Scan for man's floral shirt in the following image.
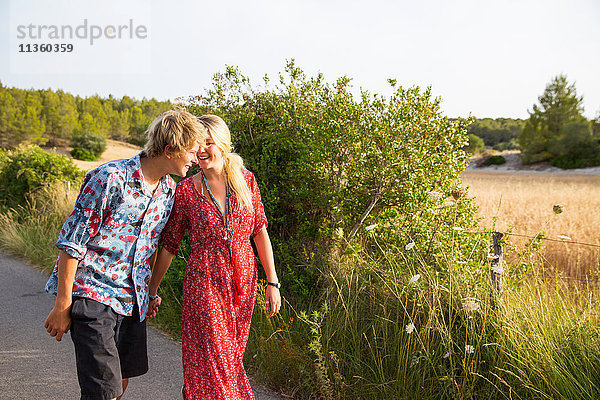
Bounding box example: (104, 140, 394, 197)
(45, 153, 176, 320)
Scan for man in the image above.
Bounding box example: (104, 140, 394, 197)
(44, 109, 207, 400)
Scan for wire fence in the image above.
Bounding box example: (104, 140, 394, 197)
(476, 230, 600, 285)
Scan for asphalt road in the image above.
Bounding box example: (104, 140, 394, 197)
(0, 253, 282, 400)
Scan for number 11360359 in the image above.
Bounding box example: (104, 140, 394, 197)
(18, 43, 73, 52)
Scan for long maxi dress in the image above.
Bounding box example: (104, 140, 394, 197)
(161, 169, 267, 400)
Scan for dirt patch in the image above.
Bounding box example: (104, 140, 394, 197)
(467, 150, 600, 175)
(46, 139, 142, 171)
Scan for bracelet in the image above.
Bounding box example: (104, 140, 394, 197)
(149, 294, 160, 300)
(267, 282, 281, 289)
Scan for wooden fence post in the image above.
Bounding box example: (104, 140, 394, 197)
(490, 232, 504, 305)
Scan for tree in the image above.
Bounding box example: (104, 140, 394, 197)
(519, 74, 586, 163)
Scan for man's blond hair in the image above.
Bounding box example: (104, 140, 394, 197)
(144, 110, 207, 158)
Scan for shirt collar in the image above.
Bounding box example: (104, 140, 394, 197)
(127, 152, 175, 197)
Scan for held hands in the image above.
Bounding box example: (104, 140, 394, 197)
(265, 285, 281, 317)
(44, 304, 72, 342)
(147, 295, 162, 319)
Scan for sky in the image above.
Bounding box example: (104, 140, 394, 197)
(1, 0, 599, 119)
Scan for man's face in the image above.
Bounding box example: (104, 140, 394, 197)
(171, 143, 200, 177)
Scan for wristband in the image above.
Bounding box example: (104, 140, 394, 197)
(267, 282, 281, 289)
(149, 294, 160, 300)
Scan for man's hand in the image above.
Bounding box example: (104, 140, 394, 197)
(147, 296, 162, 319)
(44, 304, 72, 341)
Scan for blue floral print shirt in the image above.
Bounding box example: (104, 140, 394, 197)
(45, 153, 176, 321)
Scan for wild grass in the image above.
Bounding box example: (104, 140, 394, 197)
(245, 239, 600, 399)
(462, 171, 600, 278)
(0, 183, 77, 270)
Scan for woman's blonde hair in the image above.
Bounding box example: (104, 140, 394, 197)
(144, 110, 207, 158)
(198, 115, 253, 209)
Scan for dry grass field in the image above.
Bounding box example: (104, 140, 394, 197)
(462, 171, 600, 278)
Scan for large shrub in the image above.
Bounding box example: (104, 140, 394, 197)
(0, 145, 83, 207)
(181, 61, 478, 302)
(70, 131, 107, 161)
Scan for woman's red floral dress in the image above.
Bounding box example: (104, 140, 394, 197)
(161, 169, 267, 400)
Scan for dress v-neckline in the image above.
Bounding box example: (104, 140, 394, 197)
(191, 175, 229, 215)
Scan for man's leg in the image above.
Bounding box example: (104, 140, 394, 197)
(70, 298, 124, 400)
(115, 305, 149, 398)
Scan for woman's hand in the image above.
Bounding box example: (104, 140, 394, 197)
(265, 285, 281, 317)
(147, 296, 162, 318)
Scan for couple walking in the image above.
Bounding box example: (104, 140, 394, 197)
(44, 110, 281, 400)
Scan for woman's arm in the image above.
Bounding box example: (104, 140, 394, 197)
(253, 226, 281, 317)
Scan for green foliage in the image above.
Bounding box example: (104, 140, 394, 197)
(483, 155, 506, 166)
(70, 147, 97, 161)
(464, 133, 485, 154)
(70, 131, 107, 159)
(184, 61, 473, 303)
(547, 121, 600, 168)
(0, 145, 83, 207)
(0, 81, 172, 149)
(468, 117, 524, 147)
(519, 74, 594, 165)
(492, 138, 520, 151)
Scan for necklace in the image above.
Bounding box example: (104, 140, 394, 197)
(201, 170, 231, 241)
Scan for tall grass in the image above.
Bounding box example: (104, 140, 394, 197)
(244, 236, 600, 399)
(462, 171, 600, 278)
(0, 184, 77, 271)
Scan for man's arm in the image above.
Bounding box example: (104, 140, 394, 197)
(44, 250, 78, 341)
(146, 247, 176, 318)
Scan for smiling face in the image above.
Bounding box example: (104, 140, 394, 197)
(170, 143, 200, 177)
(197, 134, 224, 172)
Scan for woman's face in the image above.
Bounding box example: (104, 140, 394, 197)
(198, 134, 224, 171)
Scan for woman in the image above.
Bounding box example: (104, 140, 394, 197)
(148, 115, 281, 400)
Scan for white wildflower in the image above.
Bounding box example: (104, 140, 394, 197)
(334, 227, 344, 238)
(409, 274, 421, 284)
(405, 322, 415, 334)
(365, 224, 378, 231)
(452, 226, 465, 231)
(557, 235, 572, 241)
(465, 345, 475, 354)
(462, 298, 480, 312)
(491, 264, 504, 274)
(443, 352, 450, 359)
(427, 191, 444, 201)
(405, 242, 416, 251)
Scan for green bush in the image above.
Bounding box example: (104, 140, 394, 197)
(483, 155, 506, 166)
(0, 145, 83, 208)
(464, 133, 485, 154)
(185, 61, 475, 303)
(70, 147, 98, 161)
(550, 154, 600, 169)
(493, 139, 520, 151)
(70, 131, 106, 159)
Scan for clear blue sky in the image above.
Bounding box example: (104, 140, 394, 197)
(1, 0, 598, 119)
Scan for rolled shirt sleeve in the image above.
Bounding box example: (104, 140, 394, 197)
(56, 168, 119, 259)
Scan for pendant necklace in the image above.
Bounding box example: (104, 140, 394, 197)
(201, 170, 231, 242)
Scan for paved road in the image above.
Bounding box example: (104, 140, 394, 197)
(0, 253, 282, 400)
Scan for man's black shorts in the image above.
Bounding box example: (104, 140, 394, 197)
(70, 297, 148, 400)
